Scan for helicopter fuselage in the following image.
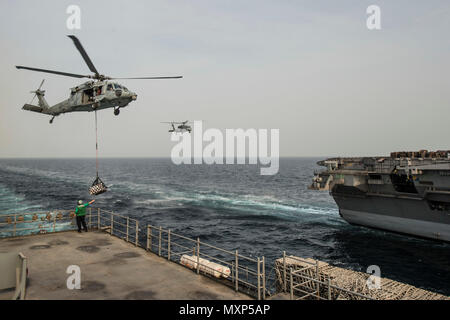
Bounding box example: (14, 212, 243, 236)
(45, 80, 137, 116)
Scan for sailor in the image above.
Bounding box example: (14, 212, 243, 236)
(75, 199, 95, 233)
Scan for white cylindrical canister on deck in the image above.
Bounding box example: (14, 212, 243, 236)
(180, 255, 230, 278)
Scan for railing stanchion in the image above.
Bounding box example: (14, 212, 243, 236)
(88, 208, 92, 229)
(231, 261, 234, 283)
(158, 226, 162, 256)
(283, 251, 287, 292)
(149, 226, 152, 252)
(146, 225, 150, 251)
(290, 268, 294, 300)
(257, 257, 261, 300)
(126, 217, 129, 242)
(262, 256, 266, 300)
(196, 238, 200, 275)
(168, 230, 171, 261)
(235, 250, 239, 292)
(110, 212, 113, 235)
(97, 208, 100, 230)
(135, 220, 138, 247)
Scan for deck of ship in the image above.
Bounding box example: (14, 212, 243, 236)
(0, 230, 251, 300)
(1, 208, 447, 300)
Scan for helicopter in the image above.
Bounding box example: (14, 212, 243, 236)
(162, 121, 192, 133)
(16, 35, 182, 124)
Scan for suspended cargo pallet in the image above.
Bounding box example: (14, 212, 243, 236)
(89, 176, 107, 196)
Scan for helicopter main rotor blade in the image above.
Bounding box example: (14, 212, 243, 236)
(16, 66, 89, 78)
(109, 76, 183, 80)
(67, 35, 100, 76)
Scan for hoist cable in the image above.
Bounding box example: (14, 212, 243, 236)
(95, 110, 99, 179)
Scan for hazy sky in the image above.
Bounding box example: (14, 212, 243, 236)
(0, 0, 449, 158)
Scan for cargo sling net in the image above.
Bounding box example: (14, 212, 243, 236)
(89, 111, 107, 195)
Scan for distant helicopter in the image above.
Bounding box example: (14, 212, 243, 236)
(162, 121, 192, 133)
(16, 35, 182, 124)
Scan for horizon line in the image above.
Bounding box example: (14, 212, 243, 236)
(0, 156, 327, 159)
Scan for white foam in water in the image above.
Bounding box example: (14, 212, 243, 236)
(0, 184, 42, 215)
(129, 180, 341, 223)
(0, 164, 90, 187)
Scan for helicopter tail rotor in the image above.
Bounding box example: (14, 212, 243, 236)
(29, 79, 45, 105)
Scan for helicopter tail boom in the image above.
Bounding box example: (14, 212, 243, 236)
(22, 104, 45, 113)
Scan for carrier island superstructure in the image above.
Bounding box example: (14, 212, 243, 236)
(310, 150, 450, 242)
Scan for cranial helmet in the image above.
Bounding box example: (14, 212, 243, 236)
(78, 200, 83, 205)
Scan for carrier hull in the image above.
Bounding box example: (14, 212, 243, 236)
(334, 195, 450, 241)
(311, 150, 450, 242)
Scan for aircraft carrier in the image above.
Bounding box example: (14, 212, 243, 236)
(310, 150, 450, 242)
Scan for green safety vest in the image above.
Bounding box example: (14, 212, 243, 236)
(75, 203, 89, 216)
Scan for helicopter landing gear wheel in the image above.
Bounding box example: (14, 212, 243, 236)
(114, 108, 120, 116)
(49, 116, 55, 124)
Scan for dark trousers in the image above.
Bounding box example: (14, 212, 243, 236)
(76, 215, 88, 231)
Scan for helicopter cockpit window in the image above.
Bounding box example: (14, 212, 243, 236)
(107, 84, 113, 91)
(122, 86, 128, 92)
(114, 84, 122, 90)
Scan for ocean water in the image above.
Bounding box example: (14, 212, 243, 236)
(0, 158, 449, 295)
